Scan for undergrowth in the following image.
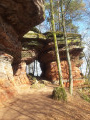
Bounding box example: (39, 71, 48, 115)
(31, 83, 45, 89)
(52, 87, 67, 101)
(78, 81, 90, 103)
(80, 93, 90, 102)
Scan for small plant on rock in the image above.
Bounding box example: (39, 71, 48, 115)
(52, 87, 67, 101)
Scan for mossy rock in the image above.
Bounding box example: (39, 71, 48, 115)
(52, 87, 67, 101)
(23, 32, 46, 39)
(84, 79, 90, 85)
(31, 27, 41, 33)
(45, 31, 81, 38)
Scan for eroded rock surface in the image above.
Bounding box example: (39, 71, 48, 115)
(13, 62, 30, 85)
(0, 52, 16, 103)
(0, 0, 44, 36)
(21, 31, 84, 87)
(45, 61, 84, 87)
(38, 32, 84, 86)
(0, 0, 44, 104)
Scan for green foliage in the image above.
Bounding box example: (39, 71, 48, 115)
(80, 93, 90, 102)
(27, 74, 37, 81)
(31, 27, 41, 33)
(79, 84, 90, 102)
(52, 87, 67, 101)
(45, 31, 81, 38)
(31, 83, 45, 89)
(45, 0, 85, 33)
(84, 79, 90, 85)
(45, 31, 81, 46)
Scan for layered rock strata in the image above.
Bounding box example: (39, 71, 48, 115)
(38, 32, 84, 86)
(21, 31, 84, 87)
(0, 0, 44, 103)
(0, 52, 16, 103)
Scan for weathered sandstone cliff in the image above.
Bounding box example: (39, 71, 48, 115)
(38, 32, 84, 86)
(21, 31, 84, 87)
(0, 0, 44, 103)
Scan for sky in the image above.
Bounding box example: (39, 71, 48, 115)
(75, 0, 90, 74)
(36, 0, 90, 75)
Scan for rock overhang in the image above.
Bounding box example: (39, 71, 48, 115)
(0, 0, 45, 36)
(21, 31, 84, 65)
(0, 0, 45, 63)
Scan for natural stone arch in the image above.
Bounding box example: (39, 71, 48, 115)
(22, 31, 84, 87)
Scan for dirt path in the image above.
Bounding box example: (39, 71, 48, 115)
(0, 85, 90, 120)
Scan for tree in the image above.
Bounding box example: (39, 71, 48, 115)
(65, 0, 85, 33)
(50, 0, 63, 86)
(57, 0, 61, 30)
(61, 0, 73, 95)
(45, 0, 85, 33)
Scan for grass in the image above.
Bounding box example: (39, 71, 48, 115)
(31, 83, 45, 89)
(78, 80, 90, 102)
(80, 93, 90, 102)
(84, 80, 90, 85)
(52, 87, 67, 101)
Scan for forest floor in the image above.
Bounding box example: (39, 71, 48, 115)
(0, 84, 90, 120)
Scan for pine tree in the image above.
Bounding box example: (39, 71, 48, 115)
(50, 0, 63, 86)
(61, 0, 73, 95)
(45, 0, 85, 33)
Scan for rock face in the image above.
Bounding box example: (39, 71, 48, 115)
(0, 52, 16, 103)
(38, 32, 84, 86)
(45, 61, 84, 86)
(0, 0, 44, 36)
(21, 31, 46, 65)
(21, 31, 84, 87)
(0, 0, 84, 104)
(13, 62, 30, 85)
(0, 0, 44, 104)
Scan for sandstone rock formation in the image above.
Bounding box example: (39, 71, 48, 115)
(0, 0, 44, 103)
(0, 0, 84, 105)
(38, 32, 84, 86)
(22, 31, 84, 87)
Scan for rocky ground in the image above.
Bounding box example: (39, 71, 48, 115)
(0, 84, 90, 120)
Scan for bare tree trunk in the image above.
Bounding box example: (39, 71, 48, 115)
(50, 0, 63, 87)
(28, 64, 30, 74)
(61, 0, 73, 95)
(57, 0, 61, 30)
(36, 60, 38, 77)
(33, 60, 35, 76)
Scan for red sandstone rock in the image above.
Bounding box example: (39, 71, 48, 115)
(14, 62, 30, 85)
(45, 61, 84, 86)
(0, 0, 44, 104)
(0, 52, 17, 103)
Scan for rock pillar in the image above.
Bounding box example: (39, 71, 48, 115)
(13, 62, 30, 85)
(0, 0, 44, 104)
(0, 16, 21, 103)
(0, 52, 14, 85)
(0, 52, 16, 103)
